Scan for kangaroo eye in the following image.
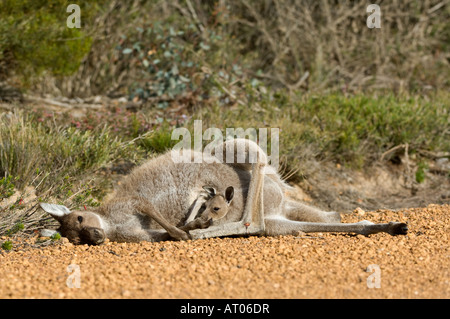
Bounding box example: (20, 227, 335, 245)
(213, 207, 220, 211)
(77, 216, 83, 223)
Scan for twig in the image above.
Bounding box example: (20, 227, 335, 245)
(380, 144, 407, 161)
(185, 0, 205, 33)
(404, 143, 412, 188)
(417, 149, 450, 159)
(291, 71, 310, 90)
(24, 95, 71, 108)
(212, 77, 246, 106)
(241, 0, 279, 56)
(427, 0, 449, 14)
(119, 130, 154, 148)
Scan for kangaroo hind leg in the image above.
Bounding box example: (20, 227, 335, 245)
(283, 200, 341, 223)
(264, 216, 408, 236)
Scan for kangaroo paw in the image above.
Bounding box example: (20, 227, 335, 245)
(387, 222, 408, 236)
(168, 227, 191, 241)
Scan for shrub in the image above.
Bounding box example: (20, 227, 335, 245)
(1, 240, 12, 251)
(0, 0, 106, 82)
(0, 176, 15, 199)
(118, 20, 234, 108)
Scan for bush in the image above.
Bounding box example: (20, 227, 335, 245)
(1, 240, 12, 251)
(0, 0, 106, 82)
(0, 176, 15, 200)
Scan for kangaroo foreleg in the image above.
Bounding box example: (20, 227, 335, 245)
(134, 199, 190, 241)
(180, 216, 212, 232)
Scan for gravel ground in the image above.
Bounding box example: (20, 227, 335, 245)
(0, 204, 448, 299)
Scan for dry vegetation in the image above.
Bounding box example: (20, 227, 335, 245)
(18, 0, 448, 97)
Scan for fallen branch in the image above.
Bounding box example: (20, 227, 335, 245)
(417, 149, 450, 159)
(25, 95, 72, 108)
(380, 144, 408, 161)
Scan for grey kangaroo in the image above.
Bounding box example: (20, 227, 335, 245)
(40, 138, 408, 244)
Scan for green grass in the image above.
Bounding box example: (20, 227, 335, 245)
(1, 240, 12, 250)
(138, 122, 178, 154)
(0, 176, 15, 199)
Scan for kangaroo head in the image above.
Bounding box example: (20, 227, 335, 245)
(40, 203, 106, 245)
(201, 186, 234, 221)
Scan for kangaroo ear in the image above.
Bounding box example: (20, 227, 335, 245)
(225, 186, 234, 204)
(202, 186, 216, 197)
(40, 203, 71, 220)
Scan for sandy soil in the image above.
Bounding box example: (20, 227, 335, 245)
(0, 204, 448, 299)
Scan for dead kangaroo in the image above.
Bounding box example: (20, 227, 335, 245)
(40, 138, 408, 244)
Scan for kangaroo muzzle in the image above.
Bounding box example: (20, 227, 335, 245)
(80, 227, 106, 245)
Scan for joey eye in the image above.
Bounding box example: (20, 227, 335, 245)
(213, 207, 220, 211)
(77, 216, 83, 223)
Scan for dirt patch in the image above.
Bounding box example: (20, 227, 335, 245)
(0, 204, 448, 299)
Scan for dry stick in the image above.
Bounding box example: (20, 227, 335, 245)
(427, 0, 449, 14)
(380, 143, 414, 188)
(24, 96, 72, 108)
(291, 72, 310, 91)
(321, 0, 342, 66)
(241, 0, 278, 57)
(118, 130, 154, 148)
(403, 143, 413, 188)
(185, 0, 205, 33)
(417, 149, 450, 159)
(380, 144, 407, 161)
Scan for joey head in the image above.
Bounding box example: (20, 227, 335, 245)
(181, 186, 234, 232)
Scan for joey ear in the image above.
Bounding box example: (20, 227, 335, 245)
(202, 186, 216, 197)
(225, 186, 234, 204)
(40, 203, 71, 220)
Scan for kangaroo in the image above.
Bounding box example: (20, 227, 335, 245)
(179, 186, 234, 232)
(40, 138, 408, 244)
